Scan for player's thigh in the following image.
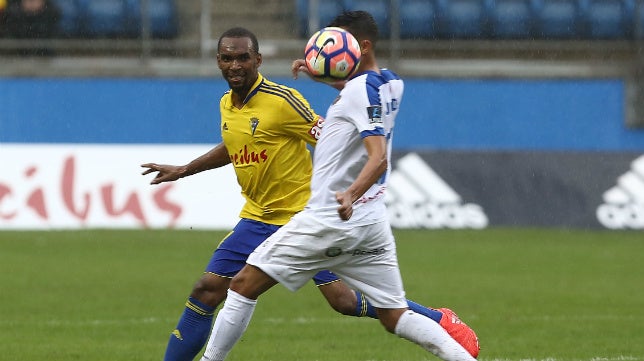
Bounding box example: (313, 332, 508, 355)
(248, 214, 330, 291)
(332, 222, 407, 309)
(205, 218, 279, 278)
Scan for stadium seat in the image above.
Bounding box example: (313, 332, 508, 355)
(435, 0, 489, 39)
(319, 0, 346, 28)
(345, 0, 390, 37)
(51, 0, 82, 37)
(295, 0, 308, 36)
(296, 0, 345, 36)
(637, 1, 644, 39)
(400, 0, 438, 39)
(125, 0, 179, 38)
(488, 0, 534, 38)
(532, 0, 583, 39)
(580, 0, 634, 39)
(77, 0, 129, 37)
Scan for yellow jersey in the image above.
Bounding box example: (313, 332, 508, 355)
(219, 73, 324, 225)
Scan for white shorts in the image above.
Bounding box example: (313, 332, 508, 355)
(247, 211, 408, 309)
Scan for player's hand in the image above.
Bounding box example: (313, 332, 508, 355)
(291, 58, 309, 79)
(291, 59, 347, 90)
(292, 58, 346, 90)
(141, 163, 184, 184)
(335, 191, 354, 221)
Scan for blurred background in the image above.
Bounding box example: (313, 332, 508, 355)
(0, 0, 643, 80)
(1, 0, 644, 230)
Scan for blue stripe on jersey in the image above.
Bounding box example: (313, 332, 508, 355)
(243, 78, 263, 104)
(366, 73, 383, 107)
(380, 68, 401, 82)
(359, 69, 401, 107)
(258, 83, 317, 123)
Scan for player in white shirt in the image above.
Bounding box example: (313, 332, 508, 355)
(199, 11, 477, 361)
(305, 67, 401, 225)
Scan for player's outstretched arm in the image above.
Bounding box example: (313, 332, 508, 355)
(291, 58, 346, 90)
(141, 143, 231, 185)
(140, 163, 185, 184)
(335, 135, 387, 220)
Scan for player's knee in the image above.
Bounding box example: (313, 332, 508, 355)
(376, 309, 406, 334)
(319, 284, 357, 316)
(190, 274, 229, 307)
(327, 293, 356, 316)
(228, 265, 276, 299)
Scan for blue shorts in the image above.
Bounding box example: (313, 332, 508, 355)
(205, 218, 340, 286)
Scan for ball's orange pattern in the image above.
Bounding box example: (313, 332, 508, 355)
(304, 27, 361, 80)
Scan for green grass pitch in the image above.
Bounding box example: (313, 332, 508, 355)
(0, 228, 642, 361)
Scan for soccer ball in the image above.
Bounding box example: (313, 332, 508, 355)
(304, 27, 361, 81)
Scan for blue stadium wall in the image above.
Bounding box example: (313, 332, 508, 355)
(2, 77, 644, 229)
(2, 77, 642, 150)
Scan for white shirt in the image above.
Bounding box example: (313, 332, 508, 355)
(306, 69, 404, 226)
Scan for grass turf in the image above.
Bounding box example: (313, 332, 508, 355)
(0, 228, 642, 361)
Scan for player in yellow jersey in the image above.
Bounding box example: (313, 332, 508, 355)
(142, 27, 478, 361)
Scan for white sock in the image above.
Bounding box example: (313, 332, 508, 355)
(200, 289, 257, 361)
(394, 310, 475, 361)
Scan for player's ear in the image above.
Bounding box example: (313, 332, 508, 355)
(360, 40, 371, 55)
(256, 52, 263, 66)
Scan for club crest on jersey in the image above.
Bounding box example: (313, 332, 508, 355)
(249, 117, 259, 136)
(367, 106, 383, 124)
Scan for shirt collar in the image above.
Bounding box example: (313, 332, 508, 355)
(225, 73, 265, 108)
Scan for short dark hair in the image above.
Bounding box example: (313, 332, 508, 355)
(217, 27, 259, 54)
(328, 10, 379, 46)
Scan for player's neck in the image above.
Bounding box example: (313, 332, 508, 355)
(231, 93, 245, 108)
(230, 88, 251, 108)
(357, 55, 379, 74)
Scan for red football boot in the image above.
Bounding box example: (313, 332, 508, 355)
(438, 308, 480, 358)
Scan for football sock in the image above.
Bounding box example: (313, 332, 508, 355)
(356, 292, 443, 323)
(163, 296, 215, 361)
(200, 289, 256, 361)
(395, 310, 475, 361)
(406, 299, 444, 323)
(354, 291, 377, 317)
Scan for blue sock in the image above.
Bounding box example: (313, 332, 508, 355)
(406, 299, 443, 323)
(163, 296, 215, 361)
(354, 291, 377, 318)
(355, 292, 443, 323)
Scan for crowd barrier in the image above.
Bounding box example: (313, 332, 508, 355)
(2, 145, 642, 230)
(388, 151, 644, 229)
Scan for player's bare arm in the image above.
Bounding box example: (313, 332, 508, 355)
(141, 142, 231, 185)
(291, 58, 346, 90)
(335, 135, 387, 220)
